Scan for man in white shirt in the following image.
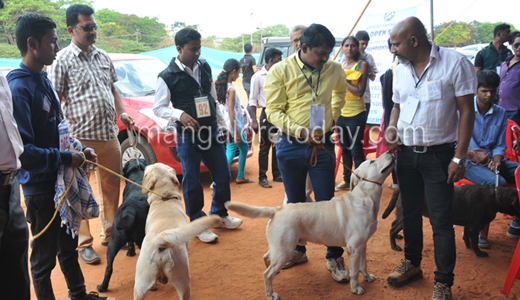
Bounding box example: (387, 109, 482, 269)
(250, 48, 283, 188)
(0, 3, 29, 297)
(385, 17, 476, 300)
(153, 28, 242, 243)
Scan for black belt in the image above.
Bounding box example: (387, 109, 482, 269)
(406, 142, 456, 153)
(0, 171, 14, 187)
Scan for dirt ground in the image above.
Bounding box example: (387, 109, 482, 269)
(21, 79, 520, 299)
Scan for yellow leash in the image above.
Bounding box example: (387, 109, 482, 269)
(32, 153, 165, 240)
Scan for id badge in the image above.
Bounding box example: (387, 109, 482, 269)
(401, 94, 420, 124)
(309, 104, 325, 130)
(194, 96, 211, 118)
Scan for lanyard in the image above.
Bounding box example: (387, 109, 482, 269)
(178, 57, 203, 96)
(295, 56, 321, 102)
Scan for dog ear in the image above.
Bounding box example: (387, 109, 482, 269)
(142, 166, 156, 194)
(350, 173, 359, 191)
(168, 168, 180, 186)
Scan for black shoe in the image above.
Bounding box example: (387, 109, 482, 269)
(85, 291, 116, 300)
(273, 176, 283, 182)
(80, 247, 101, 265)
(258, 178, 272, 188)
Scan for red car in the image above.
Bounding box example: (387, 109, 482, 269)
(110, 53, 253, 175)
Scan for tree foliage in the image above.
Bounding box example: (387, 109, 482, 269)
(220, 24, 289, 52)
(434, 20, 517, 47)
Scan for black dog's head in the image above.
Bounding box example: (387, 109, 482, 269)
(123, 159, 149, 178)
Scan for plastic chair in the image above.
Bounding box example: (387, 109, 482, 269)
(505, 120, 520, 163)
(501, 167, 520, 296)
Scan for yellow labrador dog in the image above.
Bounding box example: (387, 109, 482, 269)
(134, 163, 220, 300)
(226, 152, 395, 300)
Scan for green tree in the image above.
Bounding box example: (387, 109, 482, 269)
(470, 21, 517, 44)
(434, 21, 473, 47)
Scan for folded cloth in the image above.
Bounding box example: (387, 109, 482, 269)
(54, 138, 98, 237)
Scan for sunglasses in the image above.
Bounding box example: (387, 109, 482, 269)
(74, 24, 98, 32)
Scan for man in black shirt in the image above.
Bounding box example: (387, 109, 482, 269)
(240, 43, 258, 115)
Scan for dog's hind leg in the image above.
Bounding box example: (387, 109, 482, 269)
(389, 219, 403, 251)
(263, 263, 282, 300)
(169, 263, 191, 300)
(133, 257, 158, 300)
(263, 251, 271, 268)
(97, 235, 126, 292)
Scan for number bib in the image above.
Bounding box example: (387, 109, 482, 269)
(194, 96, 211, 118)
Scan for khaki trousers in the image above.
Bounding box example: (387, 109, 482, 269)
(78, 138, 121, 250)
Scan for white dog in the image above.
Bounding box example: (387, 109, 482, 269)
(133, 163, 220, 300)
(226, 151, 395, 300)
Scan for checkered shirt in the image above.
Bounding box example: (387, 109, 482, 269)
(48, 42, 119, 140)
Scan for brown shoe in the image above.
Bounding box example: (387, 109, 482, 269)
(387, 259, 422, 287)
(282, 250, 308, 269)
(432, 282, 452, 300)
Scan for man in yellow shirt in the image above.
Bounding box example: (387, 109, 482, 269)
(264, 23, 349, 283)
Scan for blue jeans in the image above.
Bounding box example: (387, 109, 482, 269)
(226, 139, 249, 179)
(276, 132, 344, 259)
(336, 113, 366, 182)
(465, 159, 519, 186)
(176, 130, 231, 220)
(396, 144, 456, 286)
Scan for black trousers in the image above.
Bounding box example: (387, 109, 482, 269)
(25, 192, 86, 300)
(258, 109, 281, 180)
(0, 177, 30, 300)
(397, 144, 456, 286)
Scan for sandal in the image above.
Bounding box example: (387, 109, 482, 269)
(236, 177, 255, 184)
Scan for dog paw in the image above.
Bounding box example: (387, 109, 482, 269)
(396, 234, 403, 240)
(351, 286, 365, 295)
(150, 282, 159, 291)
(96, 284, 107, 292)
(126, 249, 136, 256)
(476, 250, 489, 258)
(365, 274, 376, 283)
(391, 245, 402, 251)
(268, 292, 280, 300)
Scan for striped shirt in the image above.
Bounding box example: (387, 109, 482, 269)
(48, 42, 118, 140)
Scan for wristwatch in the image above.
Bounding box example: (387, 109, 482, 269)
(451, 157, 467, 168)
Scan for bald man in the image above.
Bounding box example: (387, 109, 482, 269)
(385, 17, 476, 300)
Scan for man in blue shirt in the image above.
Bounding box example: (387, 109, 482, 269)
(464, 70, 520, 246)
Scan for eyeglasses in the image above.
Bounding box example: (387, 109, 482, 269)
(74, 24, 98, 32)
(291, 38, 300, 44)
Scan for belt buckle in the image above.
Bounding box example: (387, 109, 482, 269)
(412, 146, 427, 153)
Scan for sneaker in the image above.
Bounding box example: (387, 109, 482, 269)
(326, 257, 349, 283)
(508, 218, 520, 238)
(85, 291, 116, 300)
(214, 216, 242, 229)
(335, 181, 349, 191)
(432, 282, 452, 300)
(197, 229, 218, 243)
(387, 259, 423, 287)
(478, 230, 489, 248)
(282, 250, 308, 269)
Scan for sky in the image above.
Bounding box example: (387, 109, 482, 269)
(92, 0, 520, 39)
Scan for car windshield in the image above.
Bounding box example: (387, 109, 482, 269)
(112, 59, 167, 97)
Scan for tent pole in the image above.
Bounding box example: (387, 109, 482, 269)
(430, 0, 435, 41)
(333, 0, 372, 60)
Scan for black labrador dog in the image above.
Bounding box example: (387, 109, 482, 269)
(382, 185, 520, 257)
(97, 159, 150, 292)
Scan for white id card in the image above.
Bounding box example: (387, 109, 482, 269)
(496, 66, 501, 75)
(309, 104, 325, 130)
(194, 96, 211, 118)
(401, 94, 420, 124)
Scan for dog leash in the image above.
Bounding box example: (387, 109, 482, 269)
(309, 135, 382, 186)
(32, 153, 167, 240)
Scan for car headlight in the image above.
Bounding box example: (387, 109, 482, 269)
(138, 108, 176, 133)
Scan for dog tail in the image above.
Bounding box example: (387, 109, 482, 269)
(382, 189, 400, 219)
(225, 201, 277, 219)
(155, 215, 221, 247)
(116, 210, 136, 231)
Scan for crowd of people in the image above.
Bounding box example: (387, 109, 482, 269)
(1, 1, 520, 299)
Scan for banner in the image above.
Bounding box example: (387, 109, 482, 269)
(364, 6, 418, 125)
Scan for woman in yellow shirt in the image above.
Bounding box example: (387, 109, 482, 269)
(335, 36, 369, 191)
